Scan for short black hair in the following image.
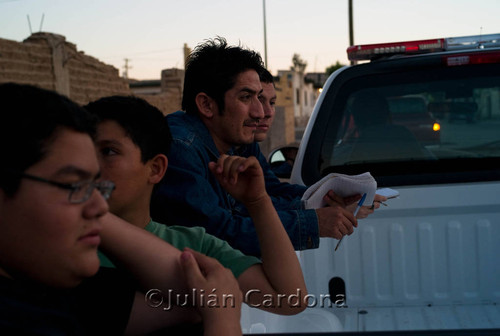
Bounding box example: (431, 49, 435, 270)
(259, 68, 274, 84)
(182, 37, 265, 115)
(84, 96, 172, 162)
(0, 83, 95, 196)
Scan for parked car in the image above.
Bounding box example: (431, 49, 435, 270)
(243, 33, 500, 335)
(387, 95, 441, 145)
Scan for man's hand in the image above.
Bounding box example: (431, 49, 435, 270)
(324, 190, 387, 219)
(209, 154, 266, 206)
(316, 206, 357, 239)
(348, 193, 388, 218)
(316, 190, 359, 239)
(180, 248, 242, 335)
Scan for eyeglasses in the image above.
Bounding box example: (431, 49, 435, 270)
(18, 173, 115, 204)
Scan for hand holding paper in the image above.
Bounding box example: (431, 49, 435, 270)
(301, 172, 377, 209)
(302, 172, 399, 248)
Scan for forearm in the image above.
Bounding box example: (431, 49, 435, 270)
(245, 196, 307, 312)
(99, 213, 188, 295)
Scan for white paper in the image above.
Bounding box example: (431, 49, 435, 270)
(376, 188, 399, 199)
(301, 172, 377, 209)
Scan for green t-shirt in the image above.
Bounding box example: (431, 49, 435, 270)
(99, 220, 261, 279)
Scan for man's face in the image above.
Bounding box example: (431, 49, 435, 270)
(0, 129, 108, 288)
(94, 120, 152, 221)
(255, 82, 276, 142)
(209, 69, 264, 153)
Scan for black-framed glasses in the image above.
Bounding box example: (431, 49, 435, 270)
(18, 173, 115, 204)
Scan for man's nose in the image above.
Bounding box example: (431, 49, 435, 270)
(263, 103, 273, 117)
(251, 97, 265, 119)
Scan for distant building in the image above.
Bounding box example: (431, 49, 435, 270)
(128, 79, 162, 95)
(129, 68, 184, 115)
(276, 70, 320, 139)
(305, 72, 328, 89)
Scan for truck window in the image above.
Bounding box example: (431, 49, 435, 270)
(317, 65, 500, 186)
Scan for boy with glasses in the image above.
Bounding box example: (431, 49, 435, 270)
(0, 83, 244, 335)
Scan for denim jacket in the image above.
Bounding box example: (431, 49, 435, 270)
(150, 111, 319, 257)
(235, 144, 307, 211)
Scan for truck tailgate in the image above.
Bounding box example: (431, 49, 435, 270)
(298, 181, 500, 332)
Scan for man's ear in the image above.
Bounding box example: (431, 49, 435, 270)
(148, 154, 168, 184)
(195, 93, 217, 119)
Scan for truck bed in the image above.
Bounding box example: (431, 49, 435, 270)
(242, 182, 500, 333)
(337, 304, 500, 331)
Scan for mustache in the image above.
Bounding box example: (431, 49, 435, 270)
(243, 119, 260, 127)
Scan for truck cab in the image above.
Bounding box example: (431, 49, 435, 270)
(244, 33, 500, 335)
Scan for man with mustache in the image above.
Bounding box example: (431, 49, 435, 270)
(151, 37, 360, 257)
(236, 69, 386, 219)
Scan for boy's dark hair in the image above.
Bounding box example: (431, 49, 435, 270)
(0, 83, 95, 196)
(259, 68, 274, 85)
(84, 96, 172, 163)
(182, 36, 265, 115)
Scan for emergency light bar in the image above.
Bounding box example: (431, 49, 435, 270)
(347, 33, 500, 61)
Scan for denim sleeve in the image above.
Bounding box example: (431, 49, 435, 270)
(150, 140, 319, 257)
(256, 149, 308, 211)
(276, 207, 319, 251)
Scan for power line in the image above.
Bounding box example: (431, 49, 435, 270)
(102, 47, 181, 60)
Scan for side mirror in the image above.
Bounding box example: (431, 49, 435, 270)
(268, 146, 299, 178)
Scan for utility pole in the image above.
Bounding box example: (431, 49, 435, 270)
(263, 0, 268, 68)
(123, 58, 132, 79)
(348, 0, 355, 65)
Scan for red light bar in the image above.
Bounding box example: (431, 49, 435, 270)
(444, 51, 500, 66)
(347, 33, 500, 62)
(347, 38, 445, 61)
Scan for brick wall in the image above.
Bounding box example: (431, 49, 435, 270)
(0, 32, 184, 114)
(0, 32, 130, 105)
(139, 90, 182, 116)
(0, 34, 55, 91)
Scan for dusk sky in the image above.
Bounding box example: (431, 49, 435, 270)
(1, 0, 499, 79)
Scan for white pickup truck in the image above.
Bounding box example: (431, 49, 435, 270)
(242, 34, 500, 335)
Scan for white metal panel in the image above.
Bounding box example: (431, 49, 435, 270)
(331, 304, 500, 331)
(299, 182, 500, 309)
